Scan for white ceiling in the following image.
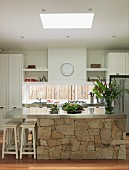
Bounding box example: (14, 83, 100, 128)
(0, 0, 129, 51)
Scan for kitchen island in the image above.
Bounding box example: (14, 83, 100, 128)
(4, 107, 126, 160)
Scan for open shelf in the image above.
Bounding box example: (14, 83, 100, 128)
(86, 68, 107, 71)
(24, 68, 48, 71)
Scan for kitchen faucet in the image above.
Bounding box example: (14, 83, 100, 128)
(37, 98, 41, 103)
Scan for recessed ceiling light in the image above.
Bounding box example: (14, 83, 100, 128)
(112, 36, 116, 38)
(40, 13, 94, 29)
(88, 8, 92, 11)
(20, 36, 24, 38)
(42, 9, 46, 12)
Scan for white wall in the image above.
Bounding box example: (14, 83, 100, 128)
(48, 47, 87, 84)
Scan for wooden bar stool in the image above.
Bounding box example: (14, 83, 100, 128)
(20, 121, 36, 159)
(2, 121, 21, 159)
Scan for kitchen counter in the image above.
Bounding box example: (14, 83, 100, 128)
(4, 107, 126, 119)
(4, 108, 126, 160)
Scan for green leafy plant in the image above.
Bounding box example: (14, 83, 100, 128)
(50, 104, 59, 112)
(62, 102, 83, 114)
(93, 77, 129, 113)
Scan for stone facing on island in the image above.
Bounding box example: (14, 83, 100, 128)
(37, 118, 126, 159)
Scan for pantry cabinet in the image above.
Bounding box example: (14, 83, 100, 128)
(8, 54, 23, 110)
(0, 55, 8, 109)
(126, 53, 129, 75)
(0, 54, 23, 129)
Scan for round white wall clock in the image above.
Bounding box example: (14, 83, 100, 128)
(60, 63, 74, 76)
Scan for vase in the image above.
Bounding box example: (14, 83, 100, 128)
(105, 99, 114, 114)
(50, 110, 58, 114)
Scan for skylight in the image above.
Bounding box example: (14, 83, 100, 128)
(40, 13, 94, 29)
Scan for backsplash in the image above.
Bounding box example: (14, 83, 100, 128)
(23, 84, 93, 103)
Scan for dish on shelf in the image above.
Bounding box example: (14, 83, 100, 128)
(27, 65, 36, 69)
(91, 64, 101, 68)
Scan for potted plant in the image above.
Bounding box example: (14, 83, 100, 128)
(62, 102, 84, 114)
(93, 77, 129, 114)
(50, 104, 59, 114)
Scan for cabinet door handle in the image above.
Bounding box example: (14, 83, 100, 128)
(13, 107, 17, 109)
(0, 107, 4, 109)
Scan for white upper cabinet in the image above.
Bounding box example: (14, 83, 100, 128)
(0, 54, 8, 108)
(8, 54, 23, 109)
(106, 52, 129, 81)
(126, 53, 129, 75)
(107, 53, 126, 75)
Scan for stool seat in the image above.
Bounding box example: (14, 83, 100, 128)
(2, 121, 21, 159)
(3, 121, 20, 127)
(20, 121, 36, 159)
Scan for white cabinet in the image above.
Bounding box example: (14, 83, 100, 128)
(0, 54, 23, 129)
(8, 54, 23, 110)
(0, 54, 8, 129)
(106, 53, 129, 81)
(0, 55, 8, 108)
(106, 53, 126, 75)
(0, 108, 7, 130)
(126, 53, 129, 75)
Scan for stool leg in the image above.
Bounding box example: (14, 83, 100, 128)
(20, 127, 24, 159)
(2, 127, 6, 159)
(32, 128, 36, 159)
(17, 126, 20, 147)
(14, 127, 18, 159)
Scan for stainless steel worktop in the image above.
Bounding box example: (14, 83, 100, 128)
(4, 107, 126, 119)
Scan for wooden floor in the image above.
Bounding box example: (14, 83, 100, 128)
(0, 131, 129, 170)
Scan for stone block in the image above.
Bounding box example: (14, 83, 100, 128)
(62, 144, 73, 151)
(37, 146, 49, 159)
(72, 138, 80, 151)
(105, 122, 112, 129)
(75, 130, 90, 142)
(95, 135, 102, 147)
(118, 145, 126, 159)
(49, 146, 61, 159)
(87, 142, 95, 151)
(56, 124, 74, 135)
(79, 144, 86, 154)
(40, 119, 54, 126)
(61, 151, 71, 159)
(112, 140, 125, 145)
(114, 119, 126, 132)
(47, 139, 61, 147)
(59, 138, 69, 145)
(85, 151, 96, 159)
(88, 119, 104, 129)
(71, 151, 83, 159)
(75, 120, 89, 130)
(40, 140, 47, 146)
(51, 130, 64, 139)
(112, 124, 122, 140)
(101, 128, 112, 144)
(88, 129, 100, 136)
(65, 119, 74, 124)
(38, 126, 51, 140)
(55, 119, 65, 126)
(96, 147, 114, 159)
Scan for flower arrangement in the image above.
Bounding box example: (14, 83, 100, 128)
(93, 77, 129, 113)
(62, 102, 83, 114)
